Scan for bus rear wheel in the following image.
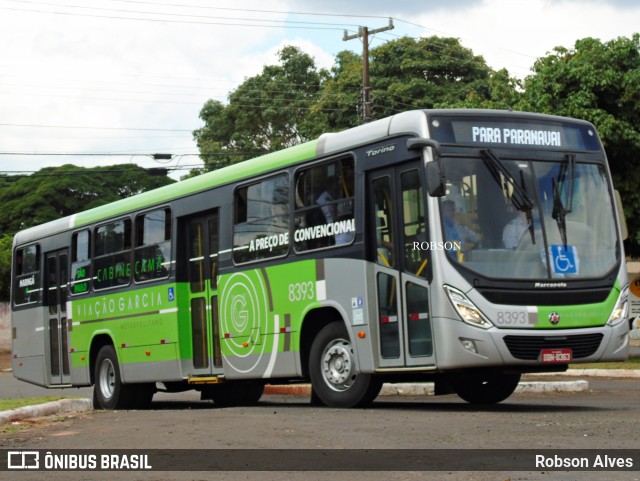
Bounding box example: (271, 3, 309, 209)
(450, 369, 521, 404)
(93, 345, 136, 410)
(309, 322, 381, 408)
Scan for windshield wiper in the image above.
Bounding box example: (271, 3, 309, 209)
(551, 153, 576, 248)
(481, 149, 535, 244)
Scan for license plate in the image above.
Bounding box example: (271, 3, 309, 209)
(541, 349, 573, 363)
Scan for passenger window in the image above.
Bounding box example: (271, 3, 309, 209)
(372, 176, 395, 268)
(233, 174, 289, 263)
(13, 244, 41, 305)
(293, 157, 355, 252)
(71, 230, 91, 295)
(94, 219, 132, 290)
(134, 209, 171, 282)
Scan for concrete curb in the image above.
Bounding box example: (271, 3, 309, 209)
(264, 380, 590, 397)
(0, 398, 92, 424)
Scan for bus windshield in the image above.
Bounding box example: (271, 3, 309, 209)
(439, 155, 619, 280)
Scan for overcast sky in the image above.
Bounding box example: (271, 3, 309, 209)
(0, 0, 638, 178)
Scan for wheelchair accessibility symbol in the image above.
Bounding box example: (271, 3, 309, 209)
(550, 245, 578, 275)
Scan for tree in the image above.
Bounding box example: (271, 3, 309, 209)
(447, 68, 522, 110)
(0, 164, 174, 235)
(519, 34, 640, 255)
(308, 50, 363, 133)
(0, 235, 11, 300)
(193, 46, 327, 171)
(370, 36, 500, 116)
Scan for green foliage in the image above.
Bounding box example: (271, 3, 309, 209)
(0, 234, 12, 300)
(194, 36, 519, 162)
(370, 36, 500, 115)
(193, 46, 327, 171)
(308, 50, 362, 133)
(0, 164, 174, 235)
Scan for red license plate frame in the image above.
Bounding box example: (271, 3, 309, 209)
(541, 348, 573, 363)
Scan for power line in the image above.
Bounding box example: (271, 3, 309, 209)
(6, 0, 363, 28)
(26, 0, 392, 21)
(2, 0, 541, 78)
(0, 3, 356, 31)
(0, 122, 194, 132)
(343, 19, 395, 123)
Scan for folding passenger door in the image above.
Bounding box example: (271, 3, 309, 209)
(45, 249, 71, 385)
(368, 162, 435, 368)
(184, 210, 223, 375)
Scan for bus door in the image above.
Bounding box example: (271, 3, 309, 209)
(369, 163, 434, 368)
(185, 210, 223, 376)
(45, 249, 71, 385)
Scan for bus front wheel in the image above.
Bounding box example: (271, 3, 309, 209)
(309, 322, 381, 408)
(450, 369, 521, 404)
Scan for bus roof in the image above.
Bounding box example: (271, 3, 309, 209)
(13, 110, 434, 246)
(12, 109, 597, 246)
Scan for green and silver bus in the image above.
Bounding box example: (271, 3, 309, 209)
(11, 109, 630, 408)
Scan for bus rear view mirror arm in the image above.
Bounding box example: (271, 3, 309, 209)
(406, 138, 446, 197)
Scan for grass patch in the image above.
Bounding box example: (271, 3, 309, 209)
(0, 396, 72, 411)
(570, 356, 640, 370)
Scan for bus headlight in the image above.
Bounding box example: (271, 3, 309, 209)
(444, 285, 493, 329)
(607, 285, 629, 327)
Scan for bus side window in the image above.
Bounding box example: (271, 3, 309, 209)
(71, 230, 91, 295)
(94, 219, 132, 290)
(293, 157, 355, 252)
(13, 244, 41, 305)
(134, 208, 172, 283)
(372, 177, 395, 268)
(233, 174, 289, 264)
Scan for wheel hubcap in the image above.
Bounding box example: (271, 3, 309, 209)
(321, 339, 356, 392)
(98, 359, 116, 400)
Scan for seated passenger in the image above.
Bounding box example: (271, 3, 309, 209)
(502, 210, 530, 249)
(442, 200, 479, 246)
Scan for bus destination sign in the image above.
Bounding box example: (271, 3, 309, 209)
(429, 116, 601, 151)
(469, 125, 562, 147)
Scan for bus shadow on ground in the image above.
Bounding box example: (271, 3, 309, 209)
(139, 396, 608, 415)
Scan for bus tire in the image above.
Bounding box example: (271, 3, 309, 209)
(93, 345, 134, 410)
(450, 369, 521, 404)
(309, 321, 381, 408)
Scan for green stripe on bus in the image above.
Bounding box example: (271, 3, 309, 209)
(534, 281, 619, 329)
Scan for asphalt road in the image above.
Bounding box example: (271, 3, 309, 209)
(1, 373, 639, 481)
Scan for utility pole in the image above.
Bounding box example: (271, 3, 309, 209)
(343, 18, 394, 123)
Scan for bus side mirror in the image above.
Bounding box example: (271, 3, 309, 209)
(407, 138, 446, 197)
(426, 161, 446, 197)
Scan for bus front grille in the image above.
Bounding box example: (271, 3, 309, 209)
(503, 333, 604, 360)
